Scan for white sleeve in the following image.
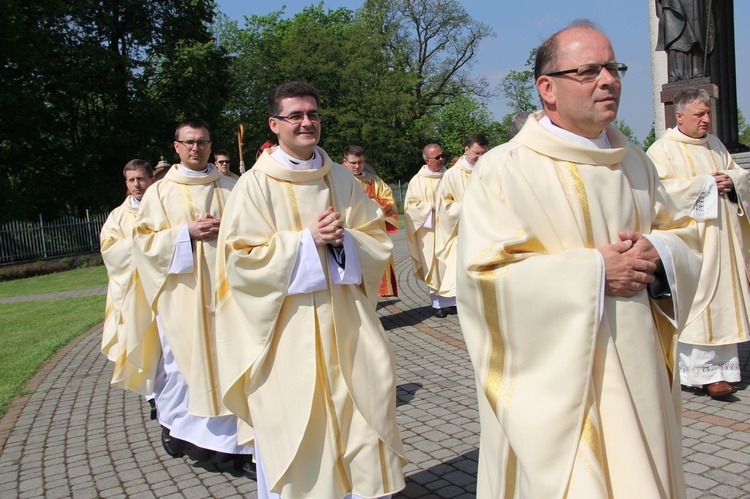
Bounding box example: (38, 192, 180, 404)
(643, 234, 678, 327)
(328, 231, 362, 286)
(422, 211, 434, 229)
(287, 228, 328, 295)
(689, 177, 718, 221)
(167, 225, 194, 274)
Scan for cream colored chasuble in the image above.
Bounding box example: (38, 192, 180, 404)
(133, 166, 235, 416)
(458, 115, 701, 499)
(215, 147, 405, 498)
(648, 128, 750, 347)
(100, 196, 159, 393)
(432, 159, 473, 298)
(404, 166, 444, 287)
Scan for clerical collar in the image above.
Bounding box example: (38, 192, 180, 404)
(539, 115, 611, 149)
(130, 197, 141, 208)
(422, 165, 445, 174)
(271, 147, 322, 171)
(460, 156, 474, 170)
(178, 163, 214, 176)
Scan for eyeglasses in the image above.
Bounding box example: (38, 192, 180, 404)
(426, 154, 445, 160)
(176, 140, 212, 148)
(216, 160, 230, 165)
(546, 62, 627, 81)
(272, 111, 323, 125)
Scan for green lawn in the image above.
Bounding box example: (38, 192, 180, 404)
(0, 266, 107, 299)
(0, 266, 107, 418)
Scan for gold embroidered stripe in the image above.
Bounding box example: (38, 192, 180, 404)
(478, 268, 505, 414)
(195, 241, 220, 412)
(378, 440, 390, 492)
(181, 184, 198, 221)
(285, 182, 302, 231)
(566, 162, 595, 248)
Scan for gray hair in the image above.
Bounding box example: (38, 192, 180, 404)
(510, 112, 532, 138)
(674, 88, 711, 114)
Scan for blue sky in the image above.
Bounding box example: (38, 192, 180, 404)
(215, 0, 749, 142)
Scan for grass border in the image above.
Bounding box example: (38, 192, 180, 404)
(0, 322, 100, 454)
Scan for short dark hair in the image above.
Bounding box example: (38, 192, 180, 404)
(267, 82, 320, 116)
(174, 118, 211, 141)
(674, 88, 711, 114)
(534, 19, 600, 81)
(464, 133, 489, 148)
(123, 159, 153, 178)
(214, 149, 230, 158)
(344, 145, 365, 158)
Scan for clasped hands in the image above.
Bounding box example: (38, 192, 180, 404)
(310, 206, 344, 247)
(711, 171, 734, 196)
(598, 231, 661, 297)
(188, 214, 221, 241)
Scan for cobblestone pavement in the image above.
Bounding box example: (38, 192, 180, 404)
(0, 233, 749, 498)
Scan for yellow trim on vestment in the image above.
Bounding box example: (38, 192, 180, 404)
(566, 162, 595, 248)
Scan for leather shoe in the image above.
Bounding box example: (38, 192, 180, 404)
(433, 307, 447, 318)
(234, 456, 257, 480)
(161, 426, 188, 457)
(705, 381, 737, 399)
(446, 306, 458, 315)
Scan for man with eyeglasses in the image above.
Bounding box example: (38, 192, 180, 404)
(430, 133, 489, 317)
(648, 88, 750, 400)
(404, 143, 448, 317)
(214, 82, 405, 498)
(214, 149, 239, 179)
(457, 20, 701, 498)
(131, 118, 255, 477)
(343, 145, 399, 297)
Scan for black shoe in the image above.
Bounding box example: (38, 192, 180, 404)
(234, 456, 257, 480)
(433, 307, 448, 318)
(161, 426, 188, 458)
(446, 306, 458, 315)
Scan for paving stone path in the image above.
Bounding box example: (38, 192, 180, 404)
(0, 232, 748, 498)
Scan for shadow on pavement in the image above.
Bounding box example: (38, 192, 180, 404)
(381, 306, 437, 330)
(397, 382, 423, 407)
(395, 449, 479, 498)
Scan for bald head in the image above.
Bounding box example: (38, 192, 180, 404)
(535, 22, 622, 138)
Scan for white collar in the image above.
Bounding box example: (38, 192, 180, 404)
(178, 163, 214, 176)
(460, 156, 475, 170)
(130, 196, 141, 208)
(539, 115, 611, 149)
(271, 147, 322, 171)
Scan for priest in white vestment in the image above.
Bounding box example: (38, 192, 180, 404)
(432, 133, 488, 304)
(132, 118, 253, 473)
(215, 82, 405, 499)
(100, 159, 158, 396)
(648, 88, 750, 399)
(457, 22, 701, 499)
(404, 143, 448, 317)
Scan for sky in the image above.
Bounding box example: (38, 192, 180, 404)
(214, 0, 750, 142)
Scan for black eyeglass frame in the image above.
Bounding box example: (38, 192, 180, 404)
(272, 111, 323, 124)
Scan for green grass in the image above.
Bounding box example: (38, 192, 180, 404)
(0, 295, 105, 418)
(0, 266, 107, 299)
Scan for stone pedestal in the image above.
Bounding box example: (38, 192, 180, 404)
(660, 78, 718, 133)
(733, 152, 750, 171)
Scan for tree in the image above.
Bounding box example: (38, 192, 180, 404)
(0, 0, 229, 222)
(642, 124, 656, 151)
(613, 119, 641, 148)
(360, 0, 494, 117)
(739, 109, 750, 148)
(500, 48, 538, 114)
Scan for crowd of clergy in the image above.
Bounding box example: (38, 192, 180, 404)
(99, 18, 749, 499)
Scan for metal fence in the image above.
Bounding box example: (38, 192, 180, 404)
(0, 211, 108, 263)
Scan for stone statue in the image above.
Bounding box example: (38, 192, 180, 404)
(656, 0, 715, 81)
